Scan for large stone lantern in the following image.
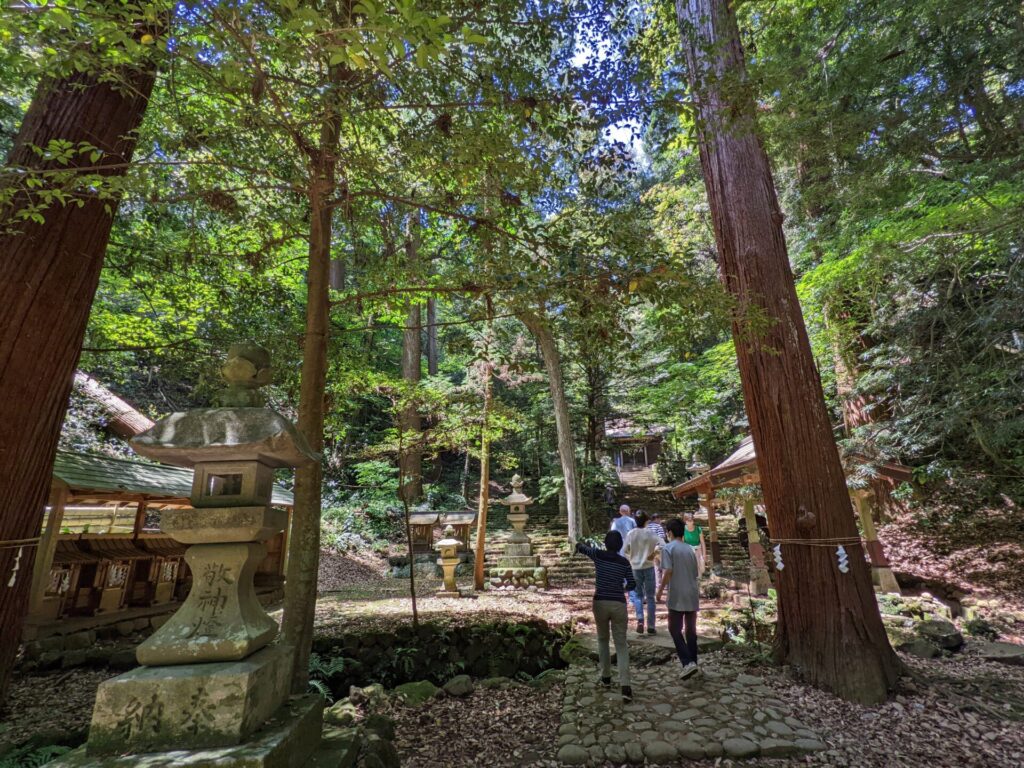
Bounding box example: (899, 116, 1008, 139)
(491, 475, 548, 591)
(65, 344, 323, 766)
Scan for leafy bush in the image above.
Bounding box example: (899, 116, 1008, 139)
(0, 744, 72, 768)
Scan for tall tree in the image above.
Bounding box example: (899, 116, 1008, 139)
(674, 0, 901, 702)
(518, 308, 581, 542)
(398, 215, 423, 503)
(0, 13, 163, 701)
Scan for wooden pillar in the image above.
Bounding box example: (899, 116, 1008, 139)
(702, 489, 721, 566)
(131, 501, 148, 540)
(28, 482, 68, 616)
(854, 493, 900, 594)
(742, 498, 772, 595)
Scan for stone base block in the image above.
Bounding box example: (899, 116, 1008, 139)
(487, 566, 548, 590)
(503, 543, 533, 557)
(496, 555, 541, 568)
(55, 694, 322, 768)
(138, 542, 277, 665)
(88, 645, 293, 754)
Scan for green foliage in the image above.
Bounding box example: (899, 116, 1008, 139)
(0, 744, 72, 768)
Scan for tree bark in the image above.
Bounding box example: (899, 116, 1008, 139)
(472, 301, 495, 591)
(73, 372, 155, 438)
(518, 310, 580, 543)
(426, 297, 439, 376)
(398, 215, 423, 503)
(0, 57, 158, 702)
(282, 64, 344, 688)
(675, 0, 900, 703)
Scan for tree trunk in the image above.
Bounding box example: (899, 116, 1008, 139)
(675, 0, 900, 703)
(0, 60, 158, 702)
(426, 297, 439, 376)
(73, 372, 155, 438)
(398, 216, 423, 503)
(519, 310, 580, 543)
(472, 363, 492, 591)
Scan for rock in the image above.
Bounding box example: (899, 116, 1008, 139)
(558, 724, 578, 736)
(559, 638, 593, 666)
(703, 742, 724, 758)
(325, 699, 359, 726)
(63, 631, 95, 650)
(722, 737, 759, 758)
(643, 741, 678, 763)
(766, 720, 794, 737)
(674, 738, 705, 759)
(624, 741, 646, 764)
(351, 682, 387, 708)
(61, 649, 88, 669)
(898, 639, 940, 659)
(529, 669, 564, 689)
(760, 738, 797, 757)
(363, 713, 395, 741)
(394, 680, 440, 706)
(556, 744, 589, 765)
(361, 732, 400, 768)
(976, 641, 1024, 666)
(37, 635, 65, 653)
(794, 738, 827, 751)
(37, 650, 62, 671)
(916, 619, 963, 651)
(736, 673, 764, 685)
(150, 613, 171, 629)
(443, 674, 474, 697)
(604, 744, 626, 763)
(85, 648, 113, 667)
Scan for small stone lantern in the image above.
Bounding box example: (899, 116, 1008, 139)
(500, 474, 532, 544)
(435, 525, 462, 597)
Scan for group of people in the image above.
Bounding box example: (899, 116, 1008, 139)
(575, 504, 707, 701)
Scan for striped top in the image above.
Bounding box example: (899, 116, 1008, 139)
(647, 521, 666, 542)
(576, 543, 636, 603)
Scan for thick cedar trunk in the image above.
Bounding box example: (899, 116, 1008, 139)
(0, 63, 157, 702)
(519, 310, 580, 543)
(675, 0, 900, 702)
(398, 217, 423, 503)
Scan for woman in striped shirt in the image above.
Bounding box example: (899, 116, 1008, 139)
(575, 530, 637, 701)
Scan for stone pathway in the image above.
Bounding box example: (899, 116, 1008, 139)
(556, 647, 826, 765)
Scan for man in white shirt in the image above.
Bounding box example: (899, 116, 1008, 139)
(623, 511, 662, 635)
(609, 504, 636, 556)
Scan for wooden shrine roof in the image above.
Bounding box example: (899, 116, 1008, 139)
(52, 450, 295, 506)
(671, 437, 912, 499)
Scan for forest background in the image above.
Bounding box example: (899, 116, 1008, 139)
(2, 0, 1022, 666)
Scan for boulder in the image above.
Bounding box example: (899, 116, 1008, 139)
(897, 639, 940, 659)
(325, 699, 359, 726)
(63, 631, 95, 650)
(394, 680, 440, 706)
(916, 619, 963, 651)
(61, 649, 88, 669)
(443, 674, 474, 697)
(976, 641, 1024, 666)
(722, 737, 759, 758)
(643, 740, 678, 763)
(480, 676, 512, 689)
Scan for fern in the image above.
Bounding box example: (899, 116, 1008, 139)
(0, 744, 72, 768)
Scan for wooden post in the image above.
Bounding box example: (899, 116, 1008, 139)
(28, 482, 68, 616)
(742, 498, 772, 595)
(132, 501, 148, 540)
(854, 493, 901, 594)
(702, 489, 721, 566)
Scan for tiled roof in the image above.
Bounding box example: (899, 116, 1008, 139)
(53, 450, 294, 506)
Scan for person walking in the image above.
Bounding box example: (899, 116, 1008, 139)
(647, 512, 667, 590)
(610, 504, 636, 554)
(575, 531, 636, 701)
(682, 510, 707, 574)
(657, 518, 701, 679)
(623, 511, 661, 635)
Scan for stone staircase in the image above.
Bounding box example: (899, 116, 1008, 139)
(483, 505, 594, 586)
(616, 466, 656, 488)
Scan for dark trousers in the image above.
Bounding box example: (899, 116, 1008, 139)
(668, 609, 698, 667)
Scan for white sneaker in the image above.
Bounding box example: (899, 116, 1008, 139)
(681, 662, 699, 679)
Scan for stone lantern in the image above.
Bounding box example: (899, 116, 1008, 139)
(500, 474, 532, 543)
(435, 524, 462, 597)
(68, 344, 323, 766)
(492, 475, 548, 591)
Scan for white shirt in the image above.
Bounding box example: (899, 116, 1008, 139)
(623, 526, 661, 571)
